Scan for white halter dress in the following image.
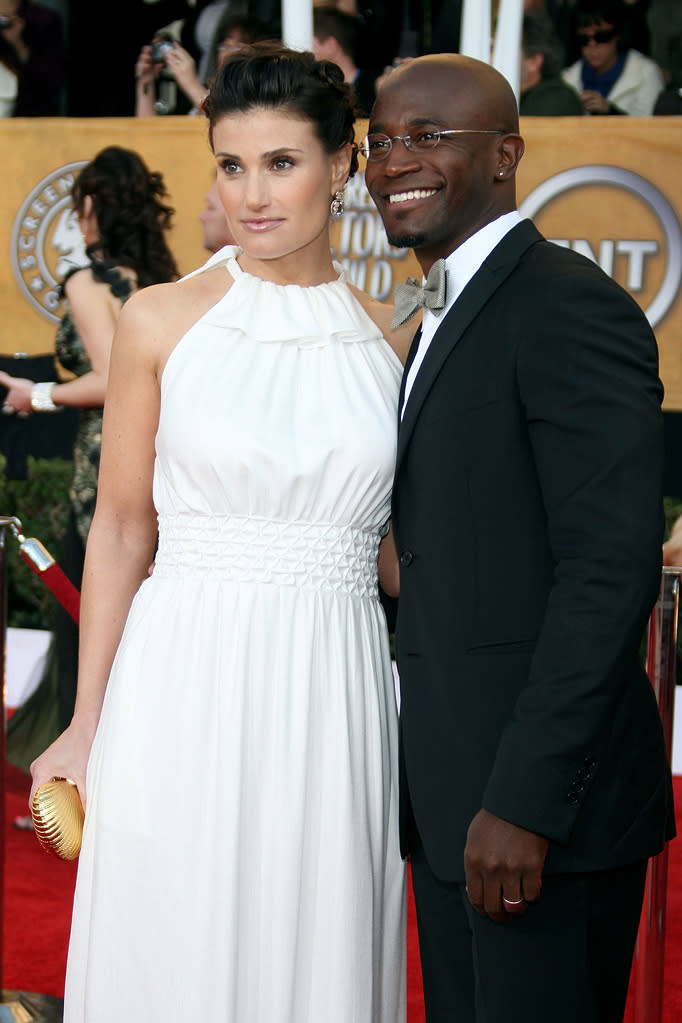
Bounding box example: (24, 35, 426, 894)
(64, 247, 407, 1023)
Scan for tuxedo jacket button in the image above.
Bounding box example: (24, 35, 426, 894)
(400, 551, 414, 567)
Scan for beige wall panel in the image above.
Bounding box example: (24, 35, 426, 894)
(3, 116, 682, 406)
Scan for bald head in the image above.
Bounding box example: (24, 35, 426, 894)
(375, 53, 520, 135)
(365, 53, 524, 271)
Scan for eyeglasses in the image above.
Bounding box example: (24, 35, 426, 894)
(360, 129, 505, 162)
(577, 27, 617, 45)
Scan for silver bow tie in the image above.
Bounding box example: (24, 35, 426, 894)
(392, 258, 447, 328)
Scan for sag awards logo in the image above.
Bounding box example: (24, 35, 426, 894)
(519, 165, 682, 329)
(11, 161, 89, 325)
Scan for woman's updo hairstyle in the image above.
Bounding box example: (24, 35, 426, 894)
(203, 41, 359, 177)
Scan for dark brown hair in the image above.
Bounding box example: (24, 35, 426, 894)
(203, 42, 359, 177)
(72, 146, 178, 287)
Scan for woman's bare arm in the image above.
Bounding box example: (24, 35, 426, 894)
(0, 268, 125, 413)
(29, 288, 163, 807)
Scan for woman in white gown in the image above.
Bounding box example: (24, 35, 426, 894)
(30, 42, 411, 1023)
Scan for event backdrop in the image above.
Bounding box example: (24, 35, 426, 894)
(2, 116, 682, 406)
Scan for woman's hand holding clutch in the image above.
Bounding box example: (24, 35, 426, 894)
(29, 717, 96, 815)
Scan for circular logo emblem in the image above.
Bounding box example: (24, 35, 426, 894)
(11, 161, 89, 324)
(519, 165, 682, 329)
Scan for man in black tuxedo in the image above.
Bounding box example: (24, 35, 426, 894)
(365, 54, 674, 1022)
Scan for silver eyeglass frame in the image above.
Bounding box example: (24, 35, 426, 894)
(360, 129, 506, 161)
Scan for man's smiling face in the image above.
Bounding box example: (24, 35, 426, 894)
(364, 57, 521, 273)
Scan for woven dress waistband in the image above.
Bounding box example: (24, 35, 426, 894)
(152, 513, 380, 598)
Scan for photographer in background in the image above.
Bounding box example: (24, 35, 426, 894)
(0, 0, 65, 115)
(135, 29, 191, 117)
(135, 12, 275, 117)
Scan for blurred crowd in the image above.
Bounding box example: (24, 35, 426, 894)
(1, 0, 681, 120)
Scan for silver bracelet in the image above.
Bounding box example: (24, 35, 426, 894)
(31, 381, 60, 412)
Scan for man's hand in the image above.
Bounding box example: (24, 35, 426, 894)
(464, 808, 549, 922)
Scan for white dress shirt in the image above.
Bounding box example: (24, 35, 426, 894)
(401, 211, 524, 418)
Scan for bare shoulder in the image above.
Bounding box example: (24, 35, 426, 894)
(63, 266, 106, 302)
(128, 265, 232, 318)
(347, 283, 415, 366)
(115, 266, 235, 370)
(64, 266, 136, 321)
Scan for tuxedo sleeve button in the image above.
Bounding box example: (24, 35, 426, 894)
(399, 551, 414, 567)
(567, 792, 580, 805)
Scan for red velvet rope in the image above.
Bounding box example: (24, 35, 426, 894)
(19, 549, 80, 624)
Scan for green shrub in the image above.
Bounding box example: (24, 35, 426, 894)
(0, 455, 73, 628)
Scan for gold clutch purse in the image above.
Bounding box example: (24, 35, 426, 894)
(31, 777, 84, 860)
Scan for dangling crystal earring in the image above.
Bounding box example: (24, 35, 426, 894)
(330, 190, 345, 216)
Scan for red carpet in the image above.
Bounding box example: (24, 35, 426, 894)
(2, 762, 682, 1019)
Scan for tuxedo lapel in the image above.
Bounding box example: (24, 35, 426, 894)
(396, 220, 542, 474)
(397, 324, 422, 425)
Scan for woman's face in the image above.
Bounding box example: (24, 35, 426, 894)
(577, 19, 620, 75)
(213, 107, 350, 272)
